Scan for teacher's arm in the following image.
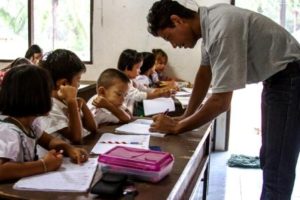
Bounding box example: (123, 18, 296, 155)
(180, 65, 212, 119)
(150, 91, 232, 134)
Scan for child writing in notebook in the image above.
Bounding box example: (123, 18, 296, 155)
(25, 44, 43, 65)
(135, 52, 157, 88)
(87, 68, 132, 126)
(117, 49, 173, 114)
(0, 65, 88, 181)
(152, 48, 171, 82)
(152, 48, 186, 85)
(40, 49, 97, 144)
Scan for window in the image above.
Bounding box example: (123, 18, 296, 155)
(0, 0, 28, 60)
(0, 0, 93, 62)
(233, 0, 300, 42)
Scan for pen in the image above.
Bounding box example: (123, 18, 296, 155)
(99, 141, 142, 145)
(163, 109, 169, 115)
(54, 150, 64, 158)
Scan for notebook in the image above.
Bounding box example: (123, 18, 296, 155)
(90, 133, 150, 154)
(115, 119, 166, 137)
(13, 158, 98, 192)
(143, 97, 175, 116)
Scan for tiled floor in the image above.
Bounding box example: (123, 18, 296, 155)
(192, 84, 300, 200)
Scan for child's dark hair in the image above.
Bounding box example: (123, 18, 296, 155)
(152, 48, 168, 62)
(147, 0, 197, 36)
(97, 68, 130, 89)
(1, 57, 32, 72)
(25, 44, 43, 59)
(41, 49, 86, 89)
(0, 65, 52, 117)
(117, 49, 143, 71)
(10, 57, 32, 68)
(140, 52, 155, 75)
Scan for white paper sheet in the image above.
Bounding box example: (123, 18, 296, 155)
(143, 97, 175, 116)
(115, 119, 166, 137)
(13, 158, 98, 192)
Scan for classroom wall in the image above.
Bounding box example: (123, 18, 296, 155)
(83, 0, 230, 82)
(0, 0, 230, 82)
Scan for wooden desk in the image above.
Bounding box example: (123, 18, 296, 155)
(0, 122, 212, 200)
(78, 81, 96, 102)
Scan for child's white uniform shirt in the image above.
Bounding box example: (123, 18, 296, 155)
(123, 80, 150, 113)
(40, 97, 90, 141)
(0, 117, 43, 162)
(135, 75, 152, 87)
(87, 94, 120, 125)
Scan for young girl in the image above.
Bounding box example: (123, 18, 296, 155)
(25, 44, 43, 65)
(152, 48, 170, 82)
(0, 65, 88, 181)
(135, 52, 157, 88)
(0, 57, 32, 87)
(152, 48, 186, 88)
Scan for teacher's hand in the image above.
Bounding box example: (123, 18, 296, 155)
(150, 114, 179, 134)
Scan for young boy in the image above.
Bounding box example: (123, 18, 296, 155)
(87, 68, 132, 126)
(40, 49, 97, 144)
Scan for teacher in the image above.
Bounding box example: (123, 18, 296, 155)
(147, 1, 300, 200)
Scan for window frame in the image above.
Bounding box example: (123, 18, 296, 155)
(0, 0, 93, 64)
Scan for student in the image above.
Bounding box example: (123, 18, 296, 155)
(117, 49, 173, 114)
(152, 48, 185, 89)
(87, 68, 132, 126)
(152, 48, 170, 82)
(40, 49, 97, 144)
(0, 65, 88, 181)
(0, 57, 32, 87)
(147, 1, 300, 199)
(25, 44, 43, 65)
(135, 52, 156, 87)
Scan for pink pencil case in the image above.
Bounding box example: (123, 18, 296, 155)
(98, 146, 174, 182)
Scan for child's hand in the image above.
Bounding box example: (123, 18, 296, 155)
(43, 149, 63, 172)
(68, 147, 89, 164)
(92, 95, 110, 108)
(76, 97, 85, 110)
(58, 85, 77, 103)
(158, 88, 173, 97)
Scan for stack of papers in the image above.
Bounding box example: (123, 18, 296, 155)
(115, 119, 166, 137)
(91, 133, 150, 154)
(13, 158, 98, 192)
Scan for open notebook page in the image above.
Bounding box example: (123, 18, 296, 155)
(13, 158, 98, 192)
(143, 97, 175, 116)
(115, 119, 166, 137)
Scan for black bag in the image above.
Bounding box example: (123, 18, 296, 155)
(90, 172, 128, 198)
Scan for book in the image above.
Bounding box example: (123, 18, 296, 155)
(90, 133, 150, 154)
(13, 158, 98, 192)
(115, 119, 166, 137)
